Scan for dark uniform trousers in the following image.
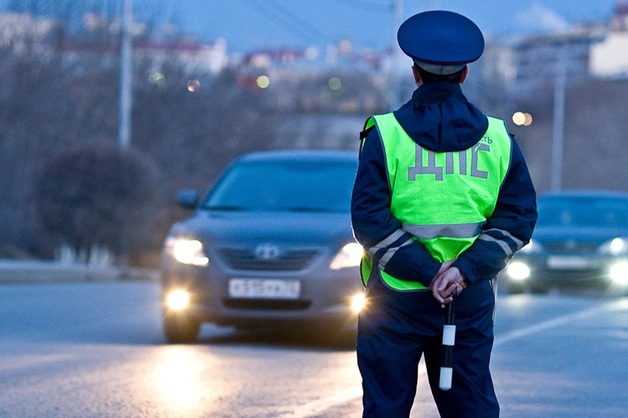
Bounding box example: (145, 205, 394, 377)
(357, 272, 500, 418)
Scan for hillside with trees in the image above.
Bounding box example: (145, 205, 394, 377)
(0, 29, 382, 265)
(0, 8, 626, 267)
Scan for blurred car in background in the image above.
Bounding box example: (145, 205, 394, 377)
(160, 150, 364, 343)
(501, 189, 628, 294)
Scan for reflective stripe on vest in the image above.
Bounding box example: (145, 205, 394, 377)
(361, 113, 512, 291)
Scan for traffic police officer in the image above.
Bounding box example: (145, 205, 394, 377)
(351, 10, 538, 417)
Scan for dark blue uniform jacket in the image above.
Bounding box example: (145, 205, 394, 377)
(351, 81, 538, 287)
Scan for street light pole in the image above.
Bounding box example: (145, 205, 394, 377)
(118, 0, 133, 150)
(550, 48, 566, 191)
(388, 0, 405, 109)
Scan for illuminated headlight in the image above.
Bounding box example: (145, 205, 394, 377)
(165, 289, 191, 310)
(165, 237, 209, 266)
(506, 261, 531, 281)
(330, 242, 363, 270)
(520, 239, 543, 254)
(350, 292, 366, 314)
(609, 260, 628, 286)
(599, 238, 628, 256)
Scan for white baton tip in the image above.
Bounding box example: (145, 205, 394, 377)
(439, 367, 453, 390)
(442, 325, 456, 346)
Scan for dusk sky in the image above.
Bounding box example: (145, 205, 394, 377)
(0, 0, 622, 52)
(165, 0, 621, 52)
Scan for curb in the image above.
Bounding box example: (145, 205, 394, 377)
(0, 260, 159, 284)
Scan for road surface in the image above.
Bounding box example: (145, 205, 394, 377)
(0, 280, 626, 417)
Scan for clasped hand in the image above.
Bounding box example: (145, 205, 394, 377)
(430, 260, 468, 308)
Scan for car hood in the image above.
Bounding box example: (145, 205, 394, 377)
(168, 210, 355, 247)
(532, 225, 628, 244)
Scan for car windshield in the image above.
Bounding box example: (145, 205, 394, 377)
(202, 158, 356, 212)
(537, 196, 628, 228)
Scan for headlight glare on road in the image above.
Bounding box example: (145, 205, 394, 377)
(506, 261, 531, 281)
(330, 242, 363, 270)
(350, 292, 366, 313)
(165, 289, 191, 311)
(609, 260, 628, 285)
(166, 237, 209, 266)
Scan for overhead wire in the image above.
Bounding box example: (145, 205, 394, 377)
(329, 0, 392, 13)
(232, 0, 330, 45)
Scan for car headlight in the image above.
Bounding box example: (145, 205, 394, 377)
(609, 260, 628, 286)
(506, 261, 531, 281)
(165, 237, 209, 266)
(520, 239, 543, 254)
(599, 237, 627, 256)
(329, 242, 363, 270)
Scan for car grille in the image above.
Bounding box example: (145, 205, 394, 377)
(217, 247, 321, 271)
(543, 241, 599, 254)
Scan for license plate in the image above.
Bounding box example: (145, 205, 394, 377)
(547, 256, 594, 270)
(228, 279, 301, 299)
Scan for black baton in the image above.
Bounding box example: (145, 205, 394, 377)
(439, 290, 457, 391)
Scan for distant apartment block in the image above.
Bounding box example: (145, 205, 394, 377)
(0, 11, 228, 77)
(496, 26, 606, 93)
(590, 1, 628, 79)
(0, 13, 59, 53)
(490, 1, 628, 93)
(3, 1, 628, 94)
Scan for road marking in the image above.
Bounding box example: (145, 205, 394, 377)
(290, 299, 626, 417)
(493, 301, 621, 348)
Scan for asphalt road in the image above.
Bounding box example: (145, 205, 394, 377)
(0, 278, 627, 418)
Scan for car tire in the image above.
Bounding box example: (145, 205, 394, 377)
(528, 284, 549, 294)
(163, 312, 201, 344)
(503, 281, 526, 295)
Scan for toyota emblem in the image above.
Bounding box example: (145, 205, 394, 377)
(254, 243, 281, 260)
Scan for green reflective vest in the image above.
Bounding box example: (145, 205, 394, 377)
(361, 113, 512, 291)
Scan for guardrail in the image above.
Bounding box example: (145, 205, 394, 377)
(0, 260, 159, 283)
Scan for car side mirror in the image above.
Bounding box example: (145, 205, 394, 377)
(176, 189, 200, 209)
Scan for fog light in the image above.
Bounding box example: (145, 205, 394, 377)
(350, 292, 366, 314)
(166, 289, 191, 311)
(609, 261, 628, 286)
(506, 261, 530, 281)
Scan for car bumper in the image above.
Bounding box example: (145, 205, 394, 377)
(160, 261, 363, 327)
(501, 254, 628, 291)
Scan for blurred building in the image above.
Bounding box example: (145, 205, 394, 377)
(62, 12, 228, 77)
(239, 37, 384, 73)
(60, 35, 227, 77)
(0, 11, 227, 78)
(0, 13, 60, 54)
(486, 1, 628, 93)
(493, 26, 606, 94)
(590, 1, 628, 79)
(234, 38, 390, 117)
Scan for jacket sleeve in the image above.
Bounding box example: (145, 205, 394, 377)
(453, 137, 538, 284)
(351, 126, 441, 287)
